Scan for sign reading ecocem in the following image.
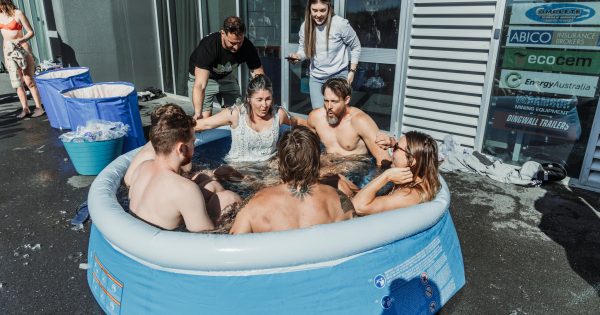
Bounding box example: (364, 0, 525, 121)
(506, 27, 600, 50)
(502, 48, 600, 75)
(499, 69, 598, 97)
(510, 2, 600, 25)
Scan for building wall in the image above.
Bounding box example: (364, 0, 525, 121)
(49, 0, 161, 89)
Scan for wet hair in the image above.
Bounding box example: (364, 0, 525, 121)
(303, 0, 334, 59)
(0, 0, 17, 15)
(244, 74, 273, 120)
(149, 104, 196, 155)
(150, 103, 184, 126)
(400, 131, 441, 202)
(321, 77, 351, 99)
(278, 126, 321, 191)
(222, 16, 246, 36)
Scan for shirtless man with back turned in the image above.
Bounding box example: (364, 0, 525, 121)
(308, 77, 390, 166)
(128, 106, 217, 232)
(125, 104, 241, 224)
(230, 126, 350, 234)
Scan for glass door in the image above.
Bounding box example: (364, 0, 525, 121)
(344, 0, 401, 131)
(241, 0, 283, 105)
(155, 0, 201, 96)
(283, 0, 405, 132)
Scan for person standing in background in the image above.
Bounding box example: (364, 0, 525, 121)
(288, 0, 361, 109)
(0, 0, 44, 119)
(188, 16, 265, 120)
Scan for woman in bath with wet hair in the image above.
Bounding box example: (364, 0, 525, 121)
(194, 74, 305, 162)
(352, 131, 441, 215)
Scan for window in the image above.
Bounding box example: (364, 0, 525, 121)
(481, 0, 600, 177)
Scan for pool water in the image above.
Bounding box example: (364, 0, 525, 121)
(192, 136, 383, 199)
(119, 136, 386, 234)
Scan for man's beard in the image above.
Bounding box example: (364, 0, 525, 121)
(327, 115, 339, 126)
(326, 109, 343, 126)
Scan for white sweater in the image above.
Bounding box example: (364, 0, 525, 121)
(296, 15, 361, 80)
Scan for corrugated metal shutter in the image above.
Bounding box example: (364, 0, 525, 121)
(399, 0, 501, 148)
(582, 132, 600, 188)
(589, 139, 600, 186)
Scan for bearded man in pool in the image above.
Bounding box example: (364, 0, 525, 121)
(307, 77, 391, 167)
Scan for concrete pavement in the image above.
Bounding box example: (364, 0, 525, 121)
(0, 73, 599, 314)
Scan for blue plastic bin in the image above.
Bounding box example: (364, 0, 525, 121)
(61, 82, 145, 152)
(63, 137, 124, 176)
(34, 67, 92, 129)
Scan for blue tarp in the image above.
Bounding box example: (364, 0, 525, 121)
(62, 82, 145, 152)
(34, 67, 92, 129)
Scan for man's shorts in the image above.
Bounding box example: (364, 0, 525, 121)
(188, 74, 242, 113)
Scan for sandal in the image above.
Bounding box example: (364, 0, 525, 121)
(16, 110, 30, 119)
(31, 107, 45, 118)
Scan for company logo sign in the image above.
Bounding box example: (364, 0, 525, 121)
(499, 69, 598, 97)
(503, 48, 600, 75)
(511, 3, 600, 25)
(493, 95, 577, 117)
(506, 27, 600, 50)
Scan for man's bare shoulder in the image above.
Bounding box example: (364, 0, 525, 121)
(169, 172, 201, 194)
(250, 185, 285, 202)
(349, 107, 379, 133)
(348, 107, 371, 123)
(308, 108, 325, 125)
(314, 183, 341, 198)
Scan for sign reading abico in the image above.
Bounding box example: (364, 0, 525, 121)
(506, 26, 600, 50)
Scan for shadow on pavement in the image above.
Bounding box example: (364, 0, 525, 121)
(0, 92, 18, 104)
(534, 184, 600, 299)
(0, 107, 23, 138)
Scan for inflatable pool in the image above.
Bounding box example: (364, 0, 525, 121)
(86, 128, 465, 314)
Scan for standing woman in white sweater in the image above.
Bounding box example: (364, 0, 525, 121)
(288, 0, 361, 109)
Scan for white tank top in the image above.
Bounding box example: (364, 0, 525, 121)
(225, 105, 280, 162)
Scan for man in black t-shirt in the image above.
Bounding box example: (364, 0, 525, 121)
(188, 16, 264, 119)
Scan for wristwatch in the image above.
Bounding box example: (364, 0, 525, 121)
(349, 68, 357, 73)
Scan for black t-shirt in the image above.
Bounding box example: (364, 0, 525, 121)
(188, 32, 262, 80)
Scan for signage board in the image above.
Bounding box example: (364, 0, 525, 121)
(498, 69, 599, 97)
(502, 48, 600, 74)
(510, 2, 600, 25)
(492, 109, 581, 140)
(506, 26, 600, 50)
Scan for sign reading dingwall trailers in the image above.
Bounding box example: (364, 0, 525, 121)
(481, 0, 600, 178)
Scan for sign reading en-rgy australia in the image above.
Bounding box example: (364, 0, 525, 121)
(499, 69, 599, 97)
(507, 27, 600, 50)
(503, 48, 600, 75)
(511, 2, 600, 25)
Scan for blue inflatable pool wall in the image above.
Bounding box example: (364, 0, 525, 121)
(87, 129, 465, 314)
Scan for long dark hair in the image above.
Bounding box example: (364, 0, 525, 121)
(303, 0, 334, 59)
(400, 131, 441, 202)
(0, 0, 17, 16)
(244, 74, 273, 121)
